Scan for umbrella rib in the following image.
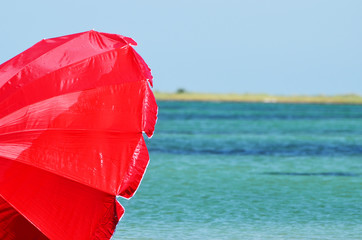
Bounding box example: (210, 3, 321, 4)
(0, 128, 143, 137)
(0, 78, 148, 122)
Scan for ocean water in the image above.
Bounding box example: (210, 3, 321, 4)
(115, 101, 362, 240)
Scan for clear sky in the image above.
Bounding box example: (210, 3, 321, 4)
(1, 0, 361, 95)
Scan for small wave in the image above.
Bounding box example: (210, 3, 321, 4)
(262, 172, 361, 177)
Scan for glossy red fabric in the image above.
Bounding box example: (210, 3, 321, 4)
(0, 31, 157, 239)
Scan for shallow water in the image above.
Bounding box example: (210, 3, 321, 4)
(115, 102, 362, 239)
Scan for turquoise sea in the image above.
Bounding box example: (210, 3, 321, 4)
(115, 101, 362, 240)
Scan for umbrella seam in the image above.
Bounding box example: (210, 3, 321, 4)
(0, 128, 143, 136)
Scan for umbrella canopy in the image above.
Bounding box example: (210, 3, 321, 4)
(0, 30, 157, 239)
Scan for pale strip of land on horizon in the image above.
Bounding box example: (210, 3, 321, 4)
(154, 92, 362, 104)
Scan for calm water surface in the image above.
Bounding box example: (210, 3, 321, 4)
(115, 101, 362, 240)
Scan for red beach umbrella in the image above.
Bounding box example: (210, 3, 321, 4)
(0, 30, 157, 239)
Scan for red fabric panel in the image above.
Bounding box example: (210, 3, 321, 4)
(0, 42, 149, 120)
(0, 31, 135, 91)
(0, 157, 124, 240)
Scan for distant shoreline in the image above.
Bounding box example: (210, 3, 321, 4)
(154, 92, 362, 105)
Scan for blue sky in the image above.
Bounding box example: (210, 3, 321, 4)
(1, 0, 361, 95)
